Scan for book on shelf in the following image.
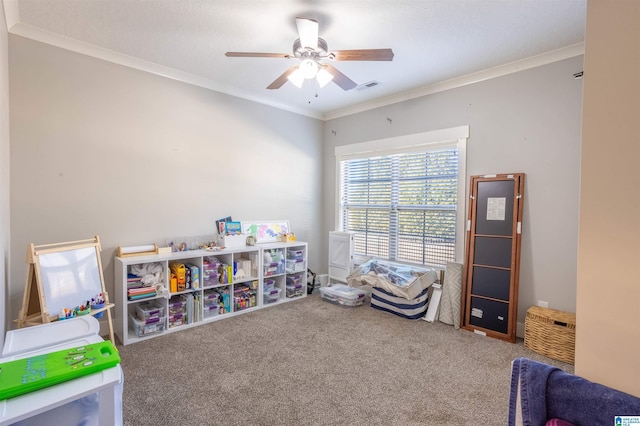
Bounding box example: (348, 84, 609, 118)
(216, 216, 233, 234)
(127, 287, 155, 295)
(127, 285, 157, 301)
(224, 221, 242, 235)
(128, 292, 156, 301)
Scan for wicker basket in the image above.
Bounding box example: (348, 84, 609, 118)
(524, 306, 576, 364)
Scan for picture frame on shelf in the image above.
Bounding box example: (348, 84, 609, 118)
(224, 221, 242, 235)
(242, 220, 290, 243)
(216, 216, 233, 234)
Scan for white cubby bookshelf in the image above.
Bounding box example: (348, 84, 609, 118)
(114, 241, 308, 345)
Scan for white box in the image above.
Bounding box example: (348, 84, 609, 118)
(236, 259, 253, 277)
(218, 234, 247, 249)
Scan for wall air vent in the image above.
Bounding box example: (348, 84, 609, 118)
(356, 81, 380, 91)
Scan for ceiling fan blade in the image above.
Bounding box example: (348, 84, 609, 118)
(296, 17, 318, 50)
(330, 49, 395, 61)
(225, 52, 290, 58)
(266, 66, 298, 90)
(324, 64, 357, 91)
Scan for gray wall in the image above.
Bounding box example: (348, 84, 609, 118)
(322, 56, 584, 325)
(1, 4, 9, 348)
(7, 33, 583, 332)
(8, 35, 323, 324)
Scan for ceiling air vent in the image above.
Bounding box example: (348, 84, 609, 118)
(356, 81, 380, 91)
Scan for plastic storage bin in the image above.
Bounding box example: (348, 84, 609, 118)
(167, 297, 187, 328)
(320, 284, 368, 307)
(263, 249, 285, 276)
(168, 299, 187, 315)
(203, 292, 220, 318)
(0, 317, 123, 425)
(264, 278, 276, 291)
(263, 287, 282, 304)
(135, 302, 165, 322)
(286, 259, 305, 273)
(286, 273, 303, 286)
(286, 282, 304, 298)
(234, 284, 257, 311)
(264, 262, 284, 277)
(130, 315, 166, 337)
(202, 257, 221, 286)
(203, 292, 220, 303)
(203, 304, 220, 318)
(287, 249, 304, 259)
(168, 313, 185, 328)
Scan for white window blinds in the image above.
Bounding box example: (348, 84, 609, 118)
(336, 126, 468, 268)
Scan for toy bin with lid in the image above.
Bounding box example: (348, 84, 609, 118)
(264, 278, 276, 291)
(319, 284, 368, 307)
(135, 302, 165, 322)
(130, 315, 166, 337)
(263, 287, 282, 304)
(286, 258, 305, 272)
(286, 282, 304, 298)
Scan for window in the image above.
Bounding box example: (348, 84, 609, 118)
(335, 127, 468, 268)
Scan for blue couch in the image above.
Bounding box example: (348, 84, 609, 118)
(508, 357, 640, 426)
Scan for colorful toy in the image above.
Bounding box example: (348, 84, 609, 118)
(170, 263, 186, 291)
(0, 341, 120, 400)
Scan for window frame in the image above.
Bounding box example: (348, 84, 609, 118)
(334, 126, 469, 267)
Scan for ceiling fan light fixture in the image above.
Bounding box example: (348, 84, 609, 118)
(299, 59, 319, 79)
(287, 67, 305, 88)
(296, 17, 319, 51)
(316, 66, 334, 88)
(228, 18, 393, 91)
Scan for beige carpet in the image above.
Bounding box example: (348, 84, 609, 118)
(118, 292, 572, 426)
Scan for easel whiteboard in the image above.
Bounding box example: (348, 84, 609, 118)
(16, 236, 115, 344)
(39, 246, 103, 317)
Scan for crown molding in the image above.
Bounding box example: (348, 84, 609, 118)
(2, 0, 20, 30)
(323, 42, 585, 121)
(5, 1, 583, 123)
(7, 21, 324, 120)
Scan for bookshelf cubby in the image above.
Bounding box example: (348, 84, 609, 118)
(114, 242, 307, 345)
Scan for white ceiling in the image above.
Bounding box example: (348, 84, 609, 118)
(3, 0, 587, 120)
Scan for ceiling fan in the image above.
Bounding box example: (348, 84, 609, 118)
(225, 17, 394, 91)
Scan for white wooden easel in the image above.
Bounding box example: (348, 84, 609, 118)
(15, 235, 115, 345)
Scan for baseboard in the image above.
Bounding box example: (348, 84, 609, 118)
(516, 321, 525, 339)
